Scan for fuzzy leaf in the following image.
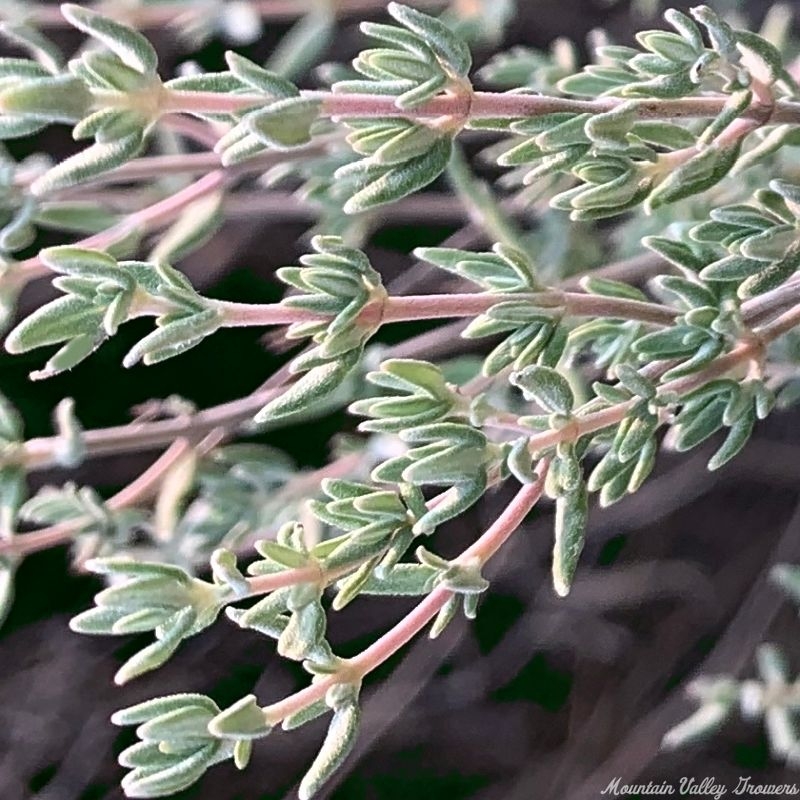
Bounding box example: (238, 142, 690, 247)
(61, 4, 158, 75)
(248, 98, 321, 149)
(510, 365, 574, 415)
(387, 3, 471, 77)
(344, 136, 452, 214)
(299, 703, 360, 800)
(552, 485, 588, 597)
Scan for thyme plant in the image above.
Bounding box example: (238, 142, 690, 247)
(0, 1, 799, 796)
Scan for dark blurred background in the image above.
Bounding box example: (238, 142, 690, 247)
(1, 1, 799, 798)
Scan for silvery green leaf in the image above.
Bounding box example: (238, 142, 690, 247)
(29, 334, 103, 381)
(70, 605, 126, 635)
(674, 400, 725, 452)
(322, 522, 393, 571)
(344, 136, 452, 214)
(581, 276, 646, 302)
(248, 98, 321, 149)
(506, 437, 537, 484)
(646, 142, 742, 213)
(552, 485, 588, 597)
(112, 695, 219, 727)
(120, 742, 216, 798)
(708, 406, 755, 471)
(112, 608, 176, 635)
(0, 466, 24, 540)
(354, 564, 438, 596)
(412, 474, 486, 535)
(278, 600, 326, 661)
(0, 74, 91, 123)
(628, 436, 657, 493)
(697, 90, 751, 147)
(614, 364, 656, 400)
(164, 72, 245, 95)
(735, 30, 788, 86)
(282, 699, 329, 732)
(739, 244, 800, 298)
(332, 557, 382, 610)
(756, 643, 789, 686)
(225, 52, 298, 97)
(299, 703, 360, 800)
(396, 72, 447, 110)
(430, 594, 458, 638)
(372, 122, 439, 164)
(5, 295, 103, 354)
(772, 564, 800, 606)
(254, 540, 308, 569)
(61, 4, 158, 75)
(210, 548, 249, 597)
(642, 236, 711, 273)
(208, 695, 271, 740)
(387, 3, 471, 77)
(662, 336, 724, 381)
(76, 49, 148, 92)
(86, 558, 192, 582)
(123, 308, 221, 368)
(615, 413, 658, 464)
(137, 706, 215, 742)
(255, 349, 360, 423)
(585, 102, 637, 150)
(510, 365, 574, 415)
(31, 131, 145, 195)
(114, 606, 196, 685)
(753, 382, 775, 420)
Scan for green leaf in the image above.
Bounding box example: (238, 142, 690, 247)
(137, 706, 215, 742)
(255, 349, 360, 423)
(354, 564, 438, 596)
(112, 695, 219, 727)
(114, 606, 196, 685)
(61, 4, 158, 75)
(208, 695, 272, 740)
(552, 485, 588, 597)
(299, 703, 360, 800)
(120, 742, 216, 798)
(31, 131, 145, 195)
(387, 3, 471, 77)
(510, 365, 574, 415)
(700, 253, 764, 282)
(5, 295, 102, 354)
(344, 135, 452, 214)
(739, 243, 800, 298)
(708, 407, 755, 471)
(224, 52, 298, 97)
(646, 142, 742, 213)
(0, 74, 91, 122)
(248, 98, 322, 149)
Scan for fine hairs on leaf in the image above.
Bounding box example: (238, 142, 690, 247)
(0, 1, 799, 798)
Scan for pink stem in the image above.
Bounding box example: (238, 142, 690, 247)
(0, 438, 192, 557)
(160, 89, 800, 125)
(218, 292, 677, 328)
(262, 473, 547, 725)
